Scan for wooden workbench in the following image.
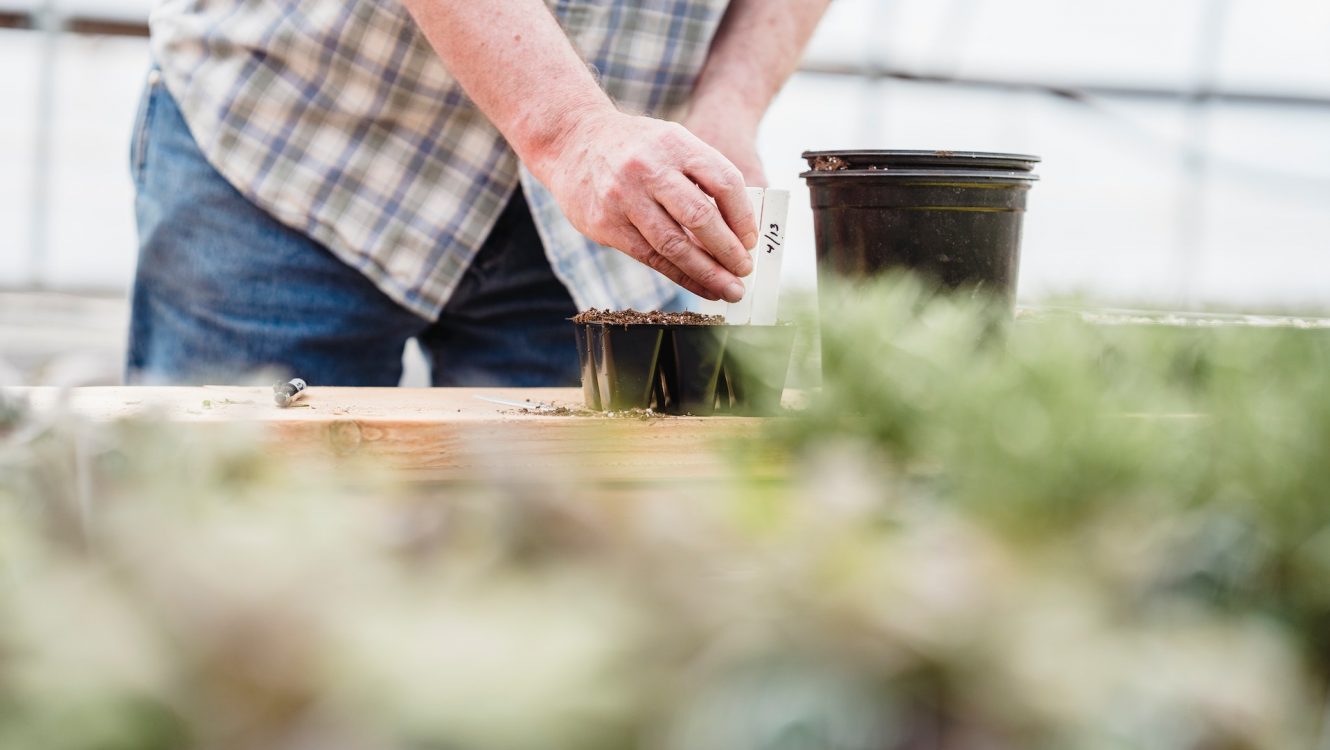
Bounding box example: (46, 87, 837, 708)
(16, 386, 783, 482)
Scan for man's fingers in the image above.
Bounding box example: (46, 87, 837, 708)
(559, 117, 764, 302)
(608, 225, 719, 300)
(683, 154, 758, 251)
(627, 202, 745, 303)
(645, 255, 719, 301)
(655, 173, 753, 279)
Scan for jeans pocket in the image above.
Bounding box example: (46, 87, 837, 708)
(129, 68, 163, 188)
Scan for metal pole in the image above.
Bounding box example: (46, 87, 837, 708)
(860, 0, 899, 145)
(1176, 0, 1231, 308)
(29, 0, 60, 289)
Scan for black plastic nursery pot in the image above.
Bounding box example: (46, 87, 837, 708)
(801, 150, 1040, 306)
(572, 317, 796, 416)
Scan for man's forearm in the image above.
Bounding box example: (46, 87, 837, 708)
(399, 0, 613, 167)
(689, 0, 833, 129)
(398, 0, 761, 303)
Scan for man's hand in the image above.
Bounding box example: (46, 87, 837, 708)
(531, 107, 758, 303)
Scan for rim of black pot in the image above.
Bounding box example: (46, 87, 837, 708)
(800, 168, 1040, 182)
(570, 320, 795, 328)
(572, 320, 721, 328)
(802, 150, 1040, 173)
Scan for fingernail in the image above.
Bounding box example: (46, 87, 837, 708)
(742, 232, 758, 249)
(737, 256, 754, 276)
(723, 281, 746, 303)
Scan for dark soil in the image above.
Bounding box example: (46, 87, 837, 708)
(572, 309, 725, 326)
(811, 155, 850, 171)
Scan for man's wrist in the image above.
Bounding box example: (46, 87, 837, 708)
(685, 92, 762, 139)
(512, 92, 619, 171)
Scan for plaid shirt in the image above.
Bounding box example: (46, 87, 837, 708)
(149, 0, 730, 320)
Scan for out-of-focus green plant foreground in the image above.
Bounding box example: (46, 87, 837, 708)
(5, 276, 1330, 749)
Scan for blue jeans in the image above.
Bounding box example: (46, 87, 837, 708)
(127, 71, 582, 387)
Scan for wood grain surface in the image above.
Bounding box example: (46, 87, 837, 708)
(14, 387, 784, 482)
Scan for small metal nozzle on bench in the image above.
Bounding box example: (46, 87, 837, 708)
(273, 378, 307, 407)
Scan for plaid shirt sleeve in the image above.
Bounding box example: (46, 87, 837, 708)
(149, 0, 731, 320)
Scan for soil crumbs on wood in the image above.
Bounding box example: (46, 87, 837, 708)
(508, 405, 667, 420)
(573, 309, 724, 326)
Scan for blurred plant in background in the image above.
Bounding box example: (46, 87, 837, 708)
(4, 277, 1330, 749)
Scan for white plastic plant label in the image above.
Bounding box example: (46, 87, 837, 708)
(723, 187, 767, 325)
(747, 188, 789, 326)
(694, 296, 728, 317)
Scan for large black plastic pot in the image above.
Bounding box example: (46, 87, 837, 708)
(801, 150, 1039, 305)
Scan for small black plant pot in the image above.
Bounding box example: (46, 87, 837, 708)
(574, 322, 796, 415)
(572, 323, 601, 410)
(659, 325, 727, 416)
(589, 324, 665, 412)
(801, 150, 1040, 307)
(721, 325, 799, 416)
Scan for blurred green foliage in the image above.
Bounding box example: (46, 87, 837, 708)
(4, 276, 1330, 749)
